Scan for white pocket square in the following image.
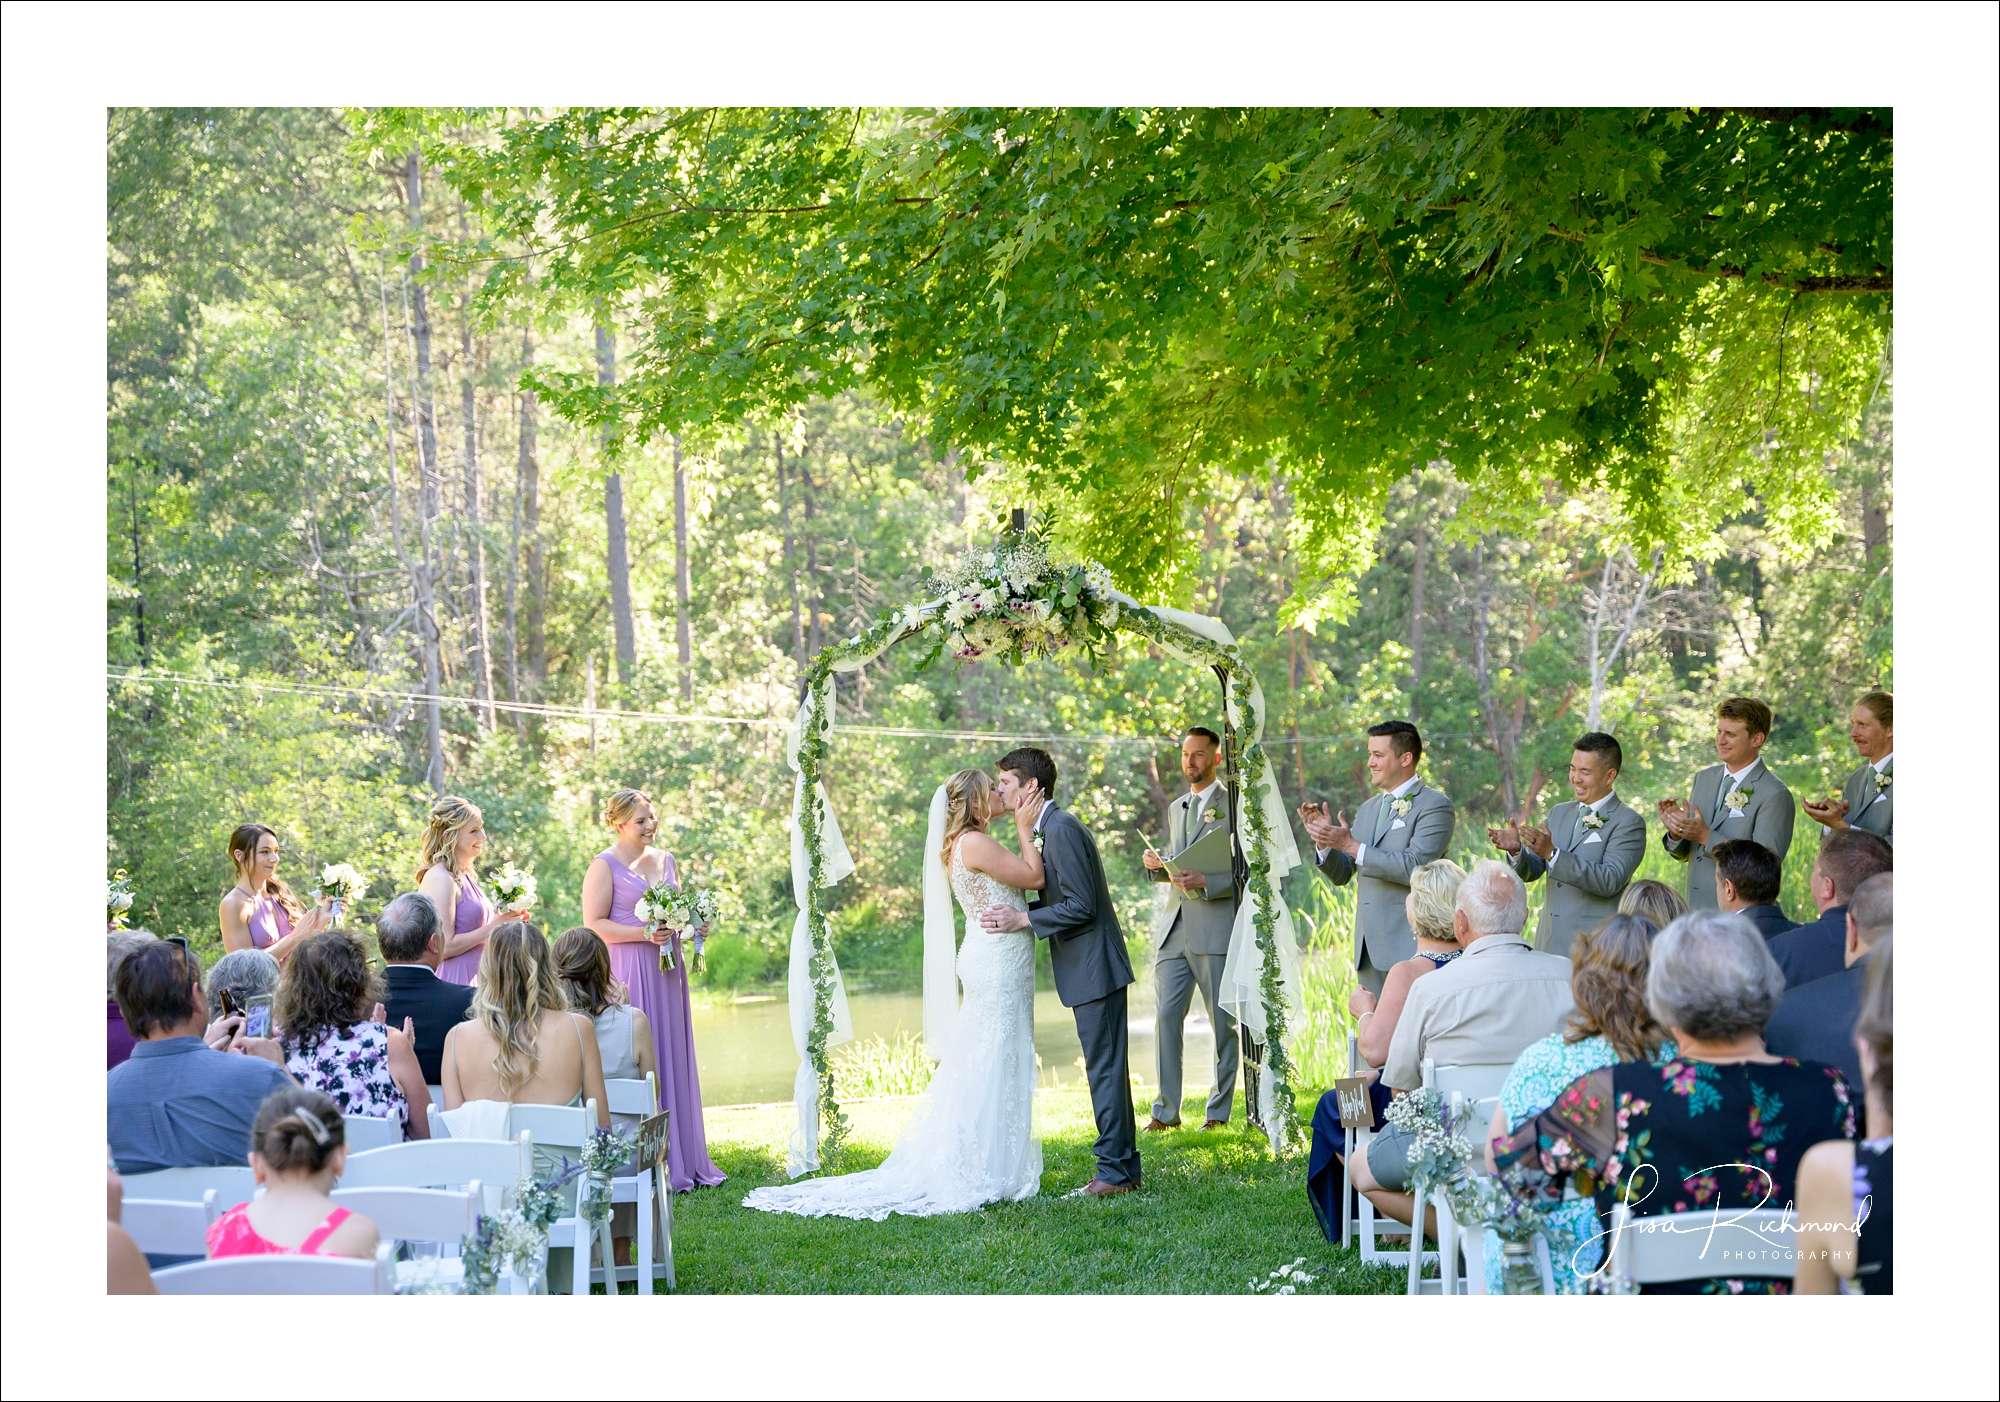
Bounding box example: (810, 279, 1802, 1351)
(1581, 832, 1603, 845)
(1389, 817, 1407, 830)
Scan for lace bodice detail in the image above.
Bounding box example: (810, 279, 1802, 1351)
(950, 841, 1030, 925)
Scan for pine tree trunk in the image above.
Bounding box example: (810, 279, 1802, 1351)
(405, 153, 441, 530)
(597, 319, 636, 694)
(673, 434, 693, 704)
(518, 328, 544, 702)
(1473, 538, 1518, 817)
(379, 267, 445, 793)
(460, 300, 493, 729)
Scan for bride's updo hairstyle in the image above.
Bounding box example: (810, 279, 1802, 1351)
(470, 920, 565, 1094)
(940, 769, 994, 867)
(604, 788, 650, 831)
(416, 796, 483, 880)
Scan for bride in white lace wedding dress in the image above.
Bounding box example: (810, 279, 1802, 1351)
(743, 770, 1045, 1220)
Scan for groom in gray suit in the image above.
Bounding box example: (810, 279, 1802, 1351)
(1490, 731, 1646, 955)
(981, 747, 1141, 1196)
(1140, 727, 1240, 1133)
(1300, 721, 1457, 993)
(1660, 696, 1798, 911)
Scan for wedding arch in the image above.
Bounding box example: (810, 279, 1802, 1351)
(781, 531, 1305, 1176)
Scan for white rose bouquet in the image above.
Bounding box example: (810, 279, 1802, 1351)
(313, 862, 368, 925)
(489, 863, 538, 914)
(635, 880, 719, 972)
(108, 870, 135, 930)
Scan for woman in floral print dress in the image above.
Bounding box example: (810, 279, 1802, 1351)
(277, 930, 432, 1140)
(1496, 910, 1854, 1292)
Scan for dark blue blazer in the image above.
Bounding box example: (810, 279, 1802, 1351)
(1764, 953, 1871, 1092)
(381, 963, 475, 1084)
(1768, 906, 1849, 989)
(1740, 902, 1797, 941)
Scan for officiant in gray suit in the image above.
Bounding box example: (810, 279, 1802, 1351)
(1299, 721, 1457, 993)
(1659, 696, 1798, 910)
(1140, 728, 1240, 1132)
(1490, 731, 1646, 955)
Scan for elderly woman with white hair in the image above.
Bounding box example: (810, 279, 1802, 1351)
(206, 948, 281, 1026)
(1494, 908, 1857, 1293)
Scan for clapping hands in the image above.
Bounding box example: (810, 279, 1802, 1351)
(1803, 795, 1851, 830)
(1657, 797, 1710, 846)
(1296, 801, 1357, 856)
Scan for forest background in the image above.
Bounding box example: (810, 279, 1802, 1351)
(107, 107, 1892, 1003)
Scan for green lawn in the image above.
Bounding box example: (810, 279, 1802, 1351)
(652, 1085, 1403, 1295)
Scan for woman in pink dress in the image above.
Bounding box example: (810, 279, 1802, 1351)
(580, 787, 726, 1191)
(416, 796, 527, 986)
(219, 823, 327, 964)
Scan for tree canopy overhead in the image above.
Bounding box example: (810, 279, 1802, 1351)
(438, 106, 1891, 623)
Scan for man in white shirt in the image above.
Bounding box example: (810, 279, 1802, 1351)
(1490, 731, 1646, 955)
(1299, 721, 1456, 993)
(1658, 696, 1797, 911)
(1141, 727, 1239, 1131)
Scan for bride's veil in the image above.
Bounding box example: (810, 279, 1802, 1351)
(921, 782, 960, 1061)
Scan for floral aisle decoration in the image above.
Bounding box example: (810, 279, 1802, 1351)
(576, 1126, 639, 1227)
(455, 1163, 581, 1295)
(787, 532, 1305, 1169)
(312, 862, 368, 925)
(107, 870, 135, 930)
(489, 863, 538, 915)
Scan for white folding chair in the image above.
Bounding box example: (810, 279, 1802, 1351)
(601, 1074, 674, 1293)
(119, 1165, 258, 1211)
(1422, 1058, 1514, 1101)
(154, 1240, 397, 1294)
(120, 1192, 222, 1258)
(1434, 1091, 1503, 1295)
(330, 1185, 479, 1246)
(337, 1138, 526, 1218)
(510, 1100, 613, 1296)
(343, 1115, 401, 1153)
(1609, 1203, 1795, 1289)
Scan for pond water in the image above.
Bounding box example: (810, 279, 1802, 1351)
(691, 983, 1217, 1108)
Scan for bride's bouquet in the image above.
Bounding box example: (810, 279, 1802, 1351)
(489, 863, 538, 915)
(635, 880, 719, 973)
(107, 870, 135, 930)
(313, 862, 368, 925)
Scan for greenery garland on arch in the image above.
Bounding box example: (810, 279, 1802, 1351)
(789, 536, 1302, 1167)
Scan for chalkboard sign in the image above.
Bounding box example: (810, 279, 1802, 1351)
(634, 1109, 671, 1169)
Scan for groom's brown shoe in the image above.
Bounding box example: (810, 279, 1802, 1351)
(1083, 1178, 1136, 1197)
(1142, 1117, 1181, 1133)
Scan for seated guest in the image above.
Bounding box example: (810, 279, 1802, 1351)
(1795, 938, 1893, 1294)
(1711, 838, 1796, 940)
(1479, 912, 1675, 1290)
(1616, 878, 1686, 928)
(108, 941, 294, 1175)
(206, 946, 280, 1024)
(107, 1159, 158, 1295)
(553, 927, 658, 1094)
(107, 930, 158, 1069)
(1496, 910, 1856, 1293)
(1351, 862, 1574, 1229)
(206, 1087, 381, 1261)
(442, 921, 611, 1133)
(377, 891, 474, 1086)
(278, 931, 430, 1140)
(1769, 829, 1892, 988)
(1765, 871, 1891, 1091)
(1348, 860, 1468, 1069)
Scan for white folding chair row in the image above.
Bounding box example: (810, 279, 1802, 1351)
(119, 1165, 258, 1211)
(331, 1184, 480, 1246)
(338, 1137, 526, 1218)
(598, 1075, 675, 1293)
(153, 1241, 397, 1294)
(511, 1099, 614, 1296)
(1609, 1203, 1795, 1288)
(121, 1192, 224, 1258)
(343, 1114, 401, 1153)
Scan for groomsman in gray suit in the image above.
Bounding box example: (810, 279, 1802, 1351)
(1299, 721, 1456, 994)
(1804, 689, 1893, 844)
(1659, 696, 1797, 911)
(1140, 728, 1240, 1132)
(1489, 731, 1646, 956)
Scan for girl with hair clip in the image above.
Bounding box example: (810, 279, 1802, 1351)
(205, 1088, 381, 1260)
(579, 787, 725, 1190)
(219, 823, 330, 963)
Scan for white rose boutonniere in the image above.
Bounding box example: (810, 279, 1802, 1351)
(1580, 810, 1605, 831)
(1723, 786, 1753, 812)
(1031, 827, 1045, 852)
(1390, 796, 1414, 819)
(1874, 769, 1892, 795)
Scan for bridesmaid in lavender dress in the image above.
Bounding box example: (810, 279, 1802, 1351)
(581, 787, 727, 1191)
(219, 823, 327, 964)
(416, 797, 528, 986)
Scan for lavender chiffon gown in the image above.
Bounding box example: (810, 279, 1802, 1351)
(235, 886, 293, 951)
(599, 848, 726, 1191)
(436, 870, 494, 986)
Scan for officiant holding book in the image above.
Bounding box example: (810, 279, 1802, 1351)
(1141, 728, 1241, 1132)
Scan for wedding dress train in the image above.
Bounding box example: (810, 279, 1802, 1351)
(742, 844, 1041, 1219)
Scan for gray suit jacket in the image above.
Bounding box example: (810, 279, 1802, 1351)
(1027, 805, 1134, 1008)
(1149, 786, 1238, 954)
(1511, 793, 1646, 956)
(1662, 759, 1796, 910)
(1315, 781, 1456, 971)
(1840, 760, 1893, 844)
